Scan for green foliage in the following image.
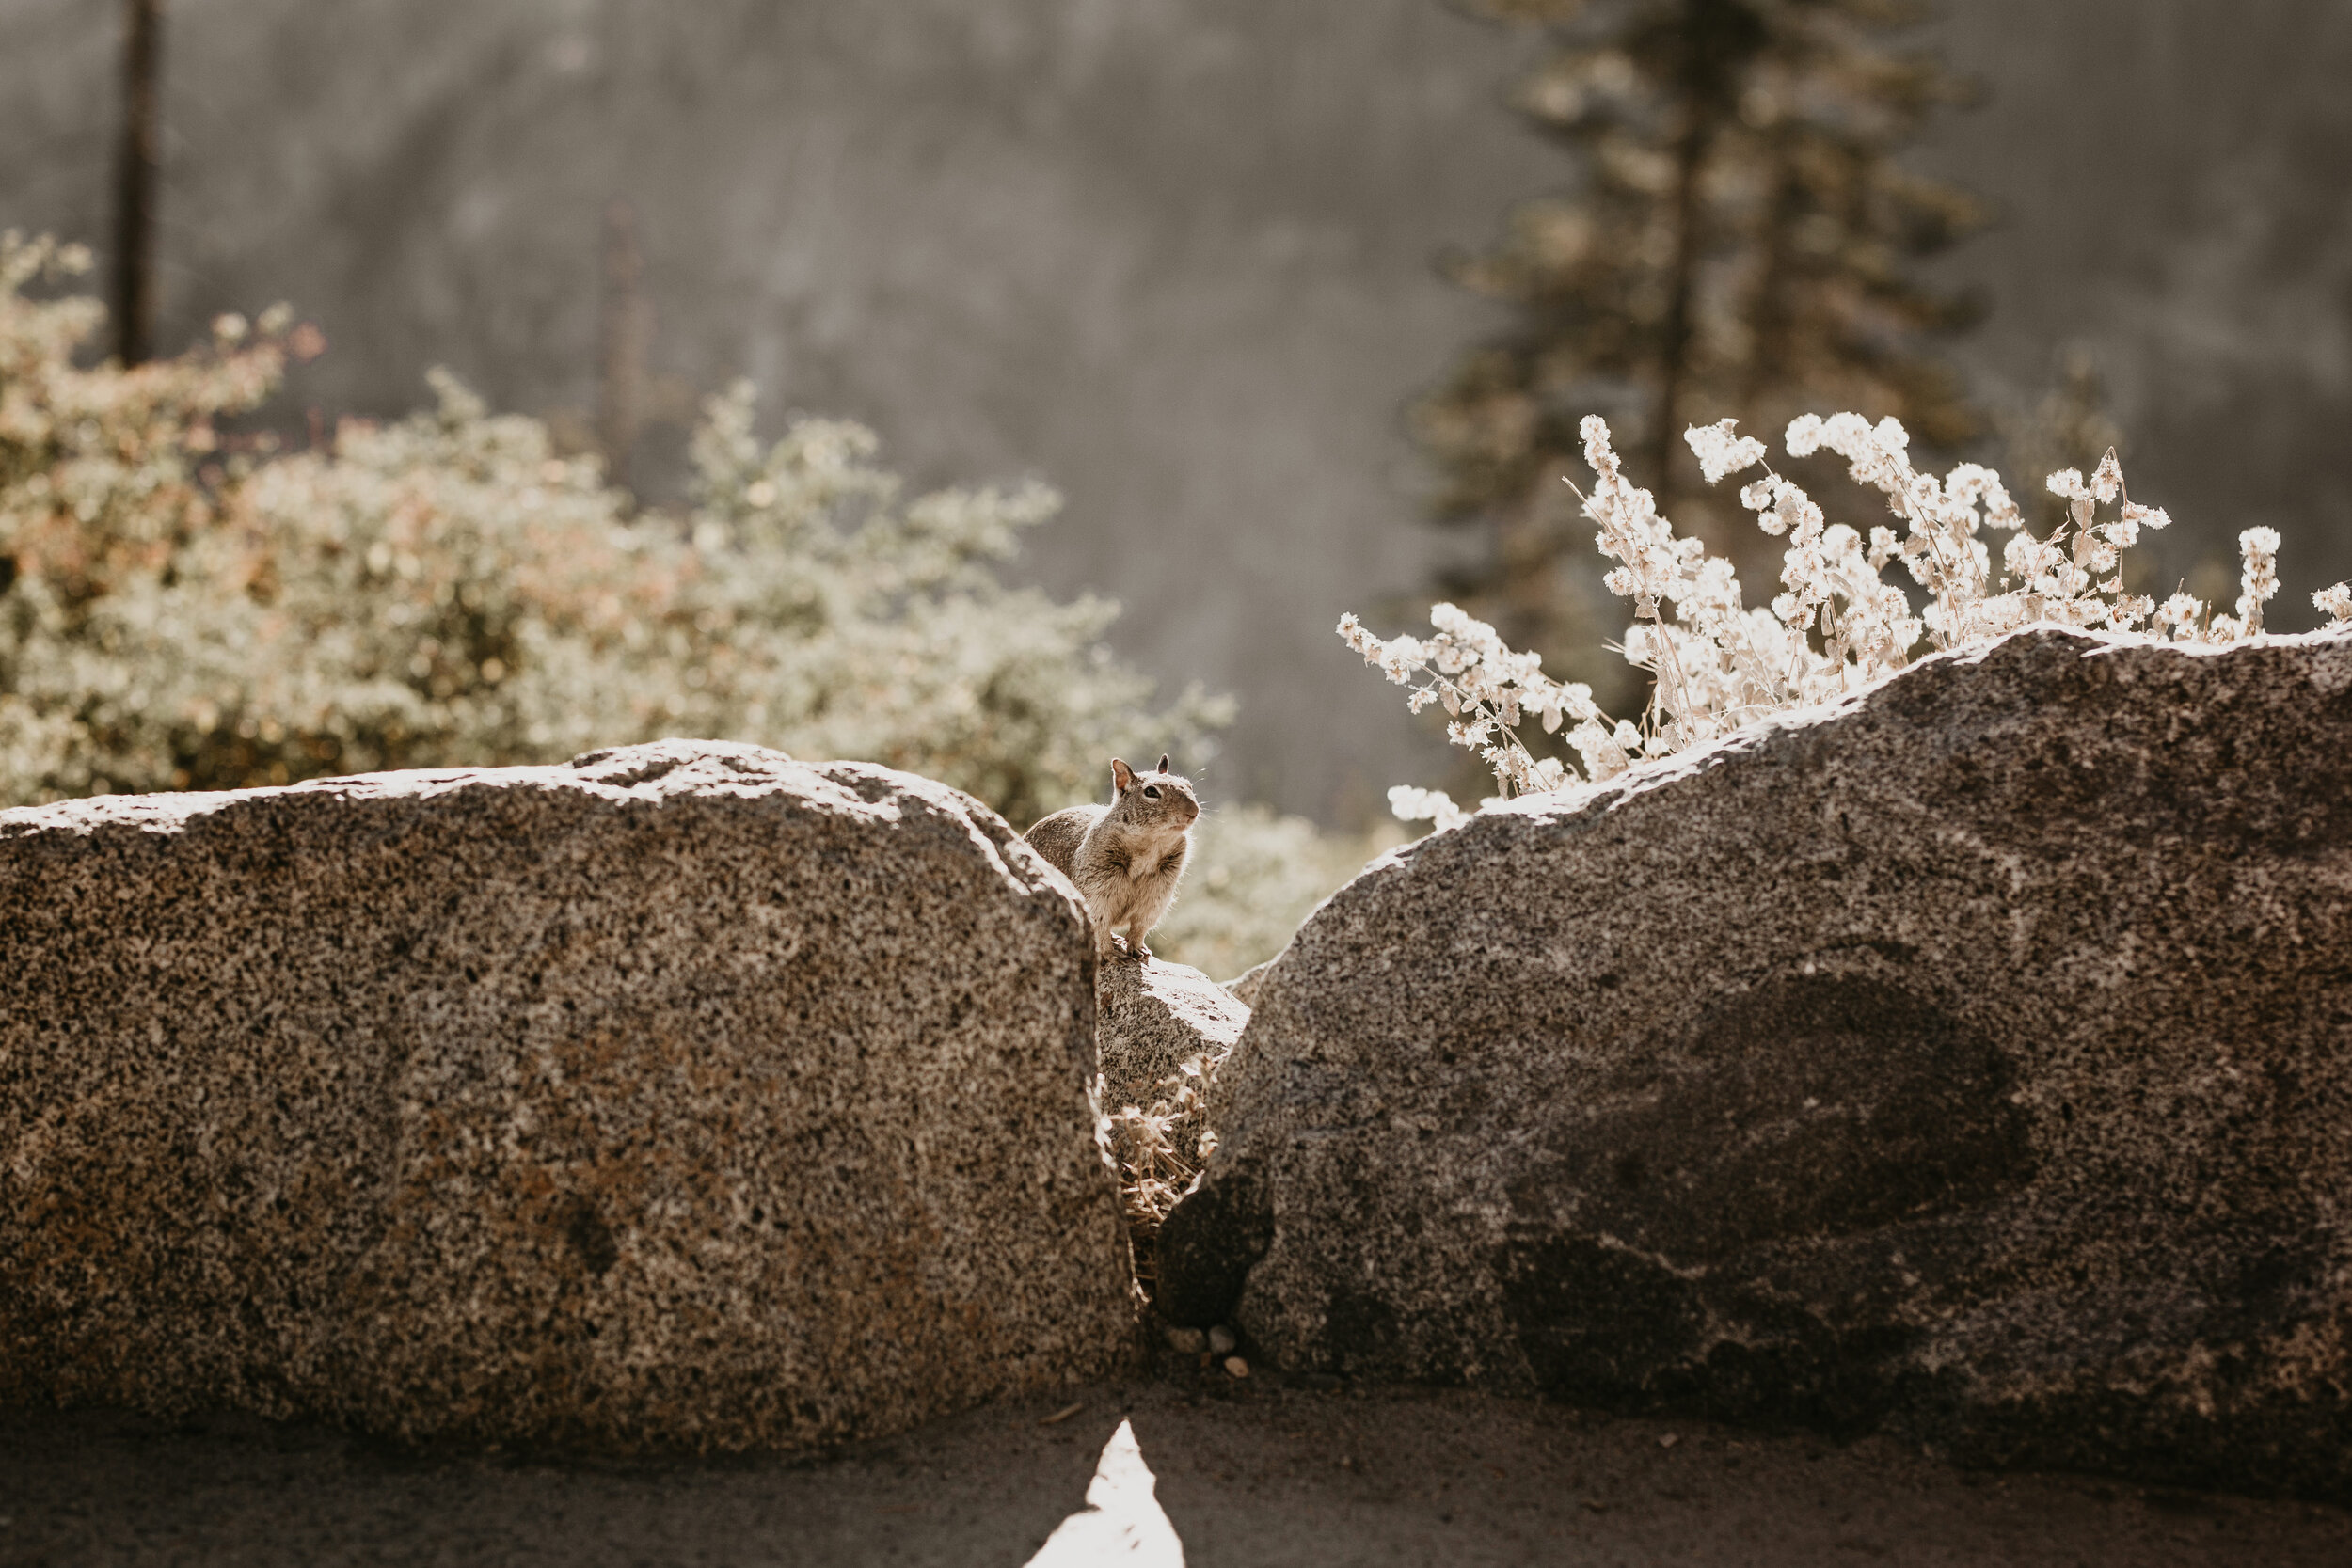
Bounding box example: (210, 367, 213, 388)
(0, 235, 1228, 824)
(1150, 805, 1401, 981)
(1416, 0, 1985, 663)
(0, 232, 1401, 978)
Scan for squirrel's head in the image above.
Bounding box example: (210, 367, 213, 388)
(1108, 754, 1200, 831)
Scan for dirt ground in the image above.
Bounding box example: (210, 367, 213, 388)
(4, 1370, 2346, 1567)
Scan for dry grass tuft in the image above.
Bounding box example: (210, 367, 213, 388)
(1104, 1053, 1221, 1298)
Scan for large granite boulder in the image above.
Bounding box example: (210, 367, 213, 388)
(0, 741, 1135, 1453)
(1160, 627, 2352, 1498)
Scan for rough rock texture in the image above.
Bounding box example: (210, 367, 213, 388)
(1160, 628, 2352, 1499)
(1223, 958, 1275, 1009)
(1096, 958, 1249, 1116)
(0, 740, 1135, 1453)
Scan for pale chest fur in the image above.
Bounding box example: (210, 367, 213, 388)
(1081, 824, 1188, 941)
(1089, 826, 1189, 884)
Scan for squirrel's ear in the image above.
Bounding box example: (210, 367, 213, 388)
(1110, 758, 1134, 793)
(1157, 753, 1171, 774)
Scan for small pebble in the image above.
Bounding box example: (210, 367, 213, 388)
(1207, 1325, 1237, 1355)
(1658, 1433, 1680, 1449)
(1166, 1326, 1207, 1355)
(1223, 1355, 1249, 1378)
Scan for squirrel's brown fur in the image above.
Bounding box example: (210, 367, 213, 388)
(1024, 754, 1199, 961)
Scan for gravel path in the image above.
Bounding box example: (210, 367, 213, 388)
(4, 1377, 2346, 1566)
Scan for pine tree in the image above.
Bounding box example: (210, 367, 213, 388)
(1414, 0, 1985, 669)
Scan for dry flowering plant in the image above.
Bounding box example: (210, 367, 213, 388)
(1347, 411, 2352, 826)
(1104, 1053, 1218, 1288)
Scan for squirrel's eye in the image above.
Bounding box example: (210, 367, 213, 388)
(1144, 785, 1161, 799)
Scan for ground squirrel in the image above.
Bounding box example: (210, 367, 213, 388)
(1025, 754, 1200, 961)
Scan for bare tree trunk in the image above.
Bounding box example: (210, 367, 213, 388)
(1647, 103, 1714, 521)
(596, 198, 652, 495)
(112, 0, 163, 366)
(1741, 149, 1799, 412)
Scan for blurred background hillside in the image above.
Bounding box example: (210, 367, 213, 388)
(3, 0, 2348, 830)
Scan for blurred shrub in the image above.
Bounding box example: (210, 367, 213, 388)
(0, 234, 1227, 828)
(1149, 804, 1400, 981)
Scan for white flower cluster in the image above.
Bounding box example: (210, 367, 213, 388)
(1340, 596, 1640, 812)
(1384, 784, 1470, 833)
(2233, 526, 2281, 636)
(1781, 412, 2175, 651)
(2315, 581, 2352, 626)
(1349, 405, 2349, 827)
(1684, 419, 1769, 485)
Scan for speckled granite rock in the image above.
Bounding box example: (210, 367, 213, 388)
(0, 740, 1136, 1453)
(1159, 627, 2352, 1499)
(1096, 958, 1249, 1116)
(1222, 959, 1275, 1009)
